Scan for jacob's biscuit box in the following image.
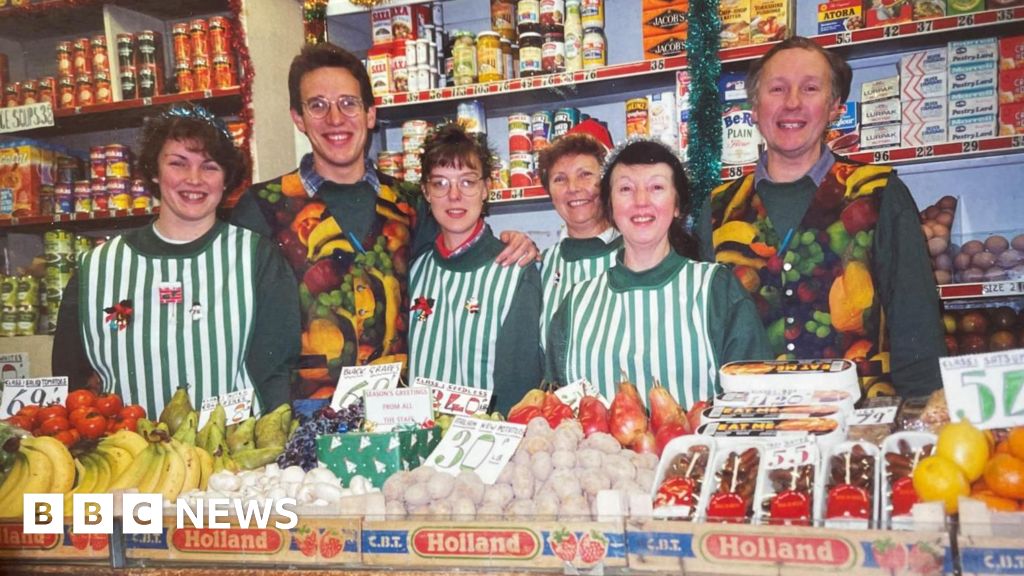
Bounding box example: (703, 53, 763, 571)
(643, 4, 689, 36)
(948, 61, 997, 95)
(750, 0, 788, 44)
(1000, 36, 1024, 70)
(999, 102, 1024, 135)
(644, 33, 687, 59)
(817, 0, 863, 34)
(948, 87, 997, 118)
(999, 67, 1024, 103)
(948, 38, 997, 66)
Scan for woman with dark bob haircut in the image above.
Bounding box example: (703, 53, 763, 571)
(546, 139, 770, 413)
(53, 103, 301, 418)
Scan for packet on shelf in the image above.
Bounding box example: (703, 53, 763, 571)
(1000, 102, 1024, 135)
(862, 98, 902, 126)
(697, 416, 845, 451)
(713, 389, 857, 414)
(861, 123, 902, 149)
(822, 441, 880, 530)
(900, 72, 947, 100)
(861, 76, 900, 103)
(642, 4, 689, 37)
(817, 0, 863, 34)
(1000, 36, 1024, 70)
(901, 48, 948, 77)
(902, 97, 947, 123)
(949, 114, 997, 140)
(719, 359, 861, 401)
(826, 101, 860, 153)
(750, 0, 789, 45)
(0, 140, 58, 218)
(719, 0, 751, 49)
(902, 121, 947, 147)
(999, 67, 1024, 103)
(643, 33, 687, 59)
(652, 436, 715, 520)
(865, 0, 912, 28)
(948, 38, 998, 67)
(948, 61, 998, 95)
(948, 87, 998, 119)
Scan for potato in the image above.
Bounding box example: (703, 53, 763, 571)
(921, 224, 934, 240)
(930, 223, 949, 240)
(972, 251, 997, 270)
(531, 451, 553, 481)
(985, 267, 1008, 281)
(985, 235, 1009, 256)
(937, 195, 957, 210)
(961, 240, 985, 255)
(923, 205, 940, 220)
(934, 253, 953, 271)
(1013, 234, 1024, 252)
(954, 251, 973, 271)
(551, 449, 577, 469)
(927, 236, 948, 257)
(935, 210, 954, 228)
(962, 267, 985, 282)
(997, 249, 1022, 269)
(934, 269, 952, 285)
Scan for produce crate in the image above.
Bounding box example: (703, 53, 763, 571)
(316, 426, 440, 488)
(360, 519, 627, 570)
(626, 519, 953, 575)
(0, 521, 110, 562)
(957, 498, 1024, 576)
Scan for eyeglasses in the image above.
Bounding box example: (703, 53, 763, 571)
(424, 175, 485, 198)
(303, 95, 365, 119)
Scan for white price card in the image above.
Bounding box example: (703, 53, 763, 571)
(425, 416, 526, 485)
(331, 362, 403, 409)
(411, 377, 492, 416)
(0, 102, 54, 134)
(0, 377, 68, 418)
(0, 353, 30, 381)
(554, 378, 608, 413)
(364, 387, 434, 432)
(851, 406, 898, 426)
(196, 389, 253, 428)
(940, 349, 1024, 429)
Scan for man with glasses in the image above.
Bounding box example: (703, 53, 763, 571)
(407, 123, 542, 415)
(232, 43, 538, 399)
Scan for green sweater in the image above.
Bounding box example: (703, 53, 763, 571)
(697, 170, 945, 397)
(52, 221, 301, 413)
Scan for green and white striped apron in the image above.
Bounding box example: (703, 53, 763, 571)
(561, 260, 720, 408)
(540, 240, 619, 351)
(408, 252, 526, 392)
(77, 225, 259, 417)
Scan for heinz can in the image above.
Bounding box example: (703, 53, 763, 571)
(137, 30, 160, 66)
(91, 35, 110, 76)
(119, 65, 137, 100)
(38, 77, 56, 109)
(190, 19, 210, 61)
(172, 22, 191, 65)
(105, 144, 130, 179)
(116, 33, 135, 68)
(2, 83, 18, 108)
(73, 38, 92, 76)
(552, 107, 580, 138)
(138, 63, 157, 98)
(508, 112, 533, 152)
(76, 74, 94, 107)
(457, 100, 486, 134)
(625, 97, 650, 138)
(209, 16, 232, 57)
(20, 80, 38, 105)
(212, 54, 236, 89)
(57, 76, 75, 109)
(175, 62, 195, 93)
(509, 151, 535, 187)
(531, 110, 554, 148)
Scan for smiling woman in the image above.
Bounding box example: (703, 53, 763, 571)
(51, 104, 301, 418)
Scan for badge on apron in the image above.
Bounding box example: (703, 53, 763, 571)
(189, 302, 203, 321)
(158, 281, 183, 304)
(464, 297, 480, 314)
(104, 299, 133, 331)
(411, 296, 435, 321)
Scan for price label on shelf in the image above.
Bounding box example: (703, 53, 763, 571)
(940, 350, 1024, 429)
(851, 406, 898, 426)
(331, 362, 402, 409)
(915, 20, 933, 33)
(981, 281, 1024, 296)
(197, 388, 254, 428)
(0, 377, 68, 418)
(0, 102, 54, 134)
(411, 377, 492, 417)
(425, 416, 525, 484)
(364, 387, 433, 432)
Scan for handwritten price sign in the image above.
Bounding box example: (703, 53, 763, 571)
(425, 416, 525, 484)
(411, 377, 492, 416)
(0, 377, 68, 417)
(331, 362, 402, 409)
(554, 378, 607, 413)
(940, 350, 1024, 429)
(197, 388, 254, 428)
(851, 406, 898, 426)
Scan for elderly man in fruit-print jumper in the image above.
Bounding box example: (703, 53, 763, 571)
(697, 37, 945, 398)
(231, 43, 537, 399)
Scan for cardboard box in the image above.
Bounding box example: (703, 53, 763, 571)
(901, 72, 947, 100)
(861, 76, 900, 102)
(901, 48, 947, 76)
(644, 32, 687, 59)
(719, 0, 750, 48)
(371, 8, 393, 45)
(948, 38, 998, 66)
(860, 122, 902, 149)
(862, 97, 901, 125)
(750, 0, 789, 44)
(865, 0, 912, 28)
(946, 0, 985, 14)
(643, 5, 689, 37)
(912, 0, 946, 18)
(817, 0, 864, 34)
(948, 114, 997, 140)
(948, 61, 997, 95)
(999, 35, 1024, 70)
(902, 121, 947, 146)
(0, 140, 56, 218)
(0, 522, 109, 562)
(902, 97, 947, 123)
(1000, 67, 1024, 103)
(826, 101, 860, 153)
(999, 101, 1024, 135)
(316, 426, 440, 488)
(367, 45, 392, 96)
(719, 71, 748, 103)
(948, 87, 998, 119)
(389, 4, 431, 41)
(649, 91, 678, 149)
(643, 0, 681, 8)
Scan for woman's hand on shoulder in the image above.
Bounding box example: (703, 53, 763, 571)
(497, 230, 540, 267)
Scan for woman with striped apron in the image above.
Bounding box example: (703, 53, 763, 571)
(408, 124, 542, 415)
(546, 140, 771, 409)
(53, 104, 300, 417)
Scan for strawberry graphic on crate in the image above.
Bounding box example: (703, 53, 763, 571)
(871, 537, 908, 573)
(66, 530, 90, 551)
(293, 525, 318, 557)
(90, 533, 109, 551)
(547, 527, 578, 562)
(906, 542, 943, 575)
(577, 530, 609, 565)
(320, 528, 344, 559)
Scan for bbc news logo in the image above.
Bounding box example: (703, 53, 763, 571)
(21, 494, 298, 534)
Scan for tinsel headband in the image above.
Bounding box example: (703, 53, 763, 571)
(160, 103, 234, 144)
(600, 136, 689, 182)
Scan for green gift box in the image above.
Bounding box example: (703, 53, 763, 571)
(316, 426, 441, 487)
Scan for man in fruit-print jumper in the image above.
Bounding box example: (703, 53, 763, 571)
(231, 43, 537, 400)
(697, 36, 945, 398)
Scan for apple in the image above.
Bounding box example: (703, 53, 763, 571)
(989, 330, 1017, 351)
(989, 306, 1017, 330)
(944, 334, 959, 355)
(959, 311, 989, 335)
(959, 333, 987, 354)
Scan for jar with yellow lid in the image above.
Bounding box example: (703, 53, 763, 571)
(476, 31, 503, 83)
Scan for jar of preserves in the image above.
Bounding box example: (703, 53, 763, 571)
(476, 31, 503, 84)
(491, 0, 516, 41)
(518, 32, 543, 77)
(540, 0, 565, 31)
(542, 30, 565, 74)
(517, 0, 541, 35)
(582, 27, 606, 69)
(501, 38, 514, 80)
(452, 30, 477, 86)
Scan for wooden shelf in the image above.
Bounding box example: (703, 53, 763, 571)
(0, 0, 230, 40)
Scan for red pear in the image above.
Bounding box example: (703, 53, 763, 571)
(647, 380, 684, 434)
(654, 421, 690, 456)
(578, 396, 609, 437)
(609, 378, 648, 447)
(631, 430, 657, 455)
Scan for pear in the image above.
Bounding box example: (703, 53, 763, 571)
(159, 387, 193, 436)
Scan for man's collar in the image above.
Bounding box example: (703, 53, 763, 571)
(298, 154, 381, 196)
(754, 145, 836, 188)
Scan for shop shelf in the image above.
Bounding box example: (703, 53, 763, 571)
(0, 206, 157, 231)
(939, 279, 1024, 300)
(487, 184, 550, 206)
(0, 0, 229, 41)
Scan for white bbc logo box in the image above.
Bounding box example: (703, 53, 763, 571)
(23, 493, 164, 534)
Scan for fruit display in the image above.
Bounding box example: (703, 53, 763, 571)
(278, 401, 364, 471)
(381, 418, 658, 519)
(4, 390, 145, 448)
(180, 464, 381, 512)
(0, 433, 75, 518)
(950, 232, 1024, 283)
(919, 195, 957, 286)
(941, 305, 1024, 356)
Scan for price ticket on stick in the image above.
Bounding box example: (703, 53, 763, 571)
(196, 389, 254, 428)
(411, 377, 492, 416)
(331, 362, 402, 410)
(940, 349, 1024, 429)
(364, 387, 434, 432)
(0, 377, 68, 418)
(851, 405, 898, 426)
(425, 416, 526, 485)
(554, 378, 608, 413)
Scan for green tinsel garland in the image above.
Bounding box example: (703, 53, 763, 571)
(686, 0, 722, 222)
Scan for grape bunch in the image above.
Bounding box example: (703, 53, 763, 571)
(277, 399, 365, 471)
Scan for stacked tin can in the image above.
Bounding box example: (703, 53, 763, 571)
(0, 75, 58, 109)
(508, 112, 534, 188)
(37, 231, 76, 335)
(171, 17, 238, 94)
(116, 30, 165, 99)
(401, 119, 432, 183)
(47, 34, 112, 109)
(0, 270, 46, 338)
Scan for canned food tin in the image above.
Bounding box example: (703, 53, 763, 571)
(94, 70, 113, 103)
(54, 184, 74, 214)
(508, 112, 533, 152)
(0, 277, 16, 307)
(192, 57, 211, 92)
(57, 76, 75, 108)
(73, 38, 92, 76)
(540, 0, 565, 30)
(75, 74, 94, 106)
(89, 147, 106, 180)
(107, 177, 130, 210)
(91, 180, 108, 212)
(457, 100, 486, 134)
(172, 22, 191, 65)
(20, 80, 37, 105)
(0, 306, 15, 337)
(519, 32, 543, 77)
(376, 151, 403, 177)
(39, 188, 54, 217)
(402, 119, 431, 138)
(16, 306, 37, 337)
(44, 230, 74, 257)
(531, 110, 554, 145)
(402, 135, 426, 154)
(509, 151, 535, 187)
(626, 97, 650, 138)
(552, 107, 580, 138)
(38, 77, 56, 108)
(131, 179, 152, 209)
(105, 144, 130, 178)
(45, 261, 74, 291)
(57, 41, 73, 77)
(73, 181, 92, 213)
(581, 0, 604, 29)
(138, 63, 157, 98)
(212, 54, 235, 89)
(75, 235, 93, 256)
(91, 35, 109, 75)
(517, 0, 541, 35)
(209, 16, 231, 56)
(16, 276, 38, 307)
(582, 27, 606, 69)
(190, 19, 210, 60)
(56, 157, 79, 184)
(3, 83, 20, 108)
(137, 30, 159, 66)
(176, 62, 195, 93)
(116, 33, 135, 68)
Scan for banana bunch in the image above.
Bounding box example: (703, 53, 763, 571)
(0, 435, 75, 518)
(0, 422, 23, 485)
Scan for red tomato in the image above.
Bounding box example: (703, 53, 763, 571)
(5, 415, 33, 430)
(69, 406, 91, 427)
(74, 412, 108, 441)
(17, 405, 40, 421)
(35, 405, 68, 427)
(40, 416, 71, 435)
(94, 394, 124, 419)
(65, 390, 97, 411)
(53, 429, 78, 448)
(119, 405, 146, 421)
(111, 418, 138, 433)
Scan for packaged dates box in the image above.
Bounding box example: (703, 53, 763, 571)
(317, 426, 441, 488)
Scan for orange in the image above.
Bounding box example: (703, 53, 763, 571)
(996, 440, 1011, 454)
(913, 455, 971, 514)
(971, 477, 990, 494)
(972, 492, 1020, 512)
(936, 420, 991, 482)
(983, 453, 1024, 500)
(1008, 428, 1024, 461)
